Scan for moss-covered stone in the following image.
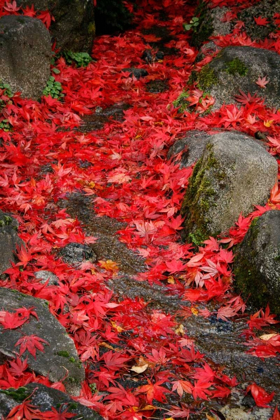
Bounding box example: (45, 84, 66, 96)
(196, 65, 218, 91)
(189, 0, 214, 48)
(181, 132, 277, 245)
(234, 211, 280, 315)
(173, 90, 190, 113)
(181, 144, 223, 245)
(0, 387, 30, 403)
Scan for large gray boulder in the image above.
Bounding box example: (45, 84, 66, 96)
(181, 131, 277, 243)
(0, 288, 85, 395)
(0, 383, 102, 419)
(234, 210, 280, 315)
(193, 46, 280, 110)
(17, 0, 95, 53)
(0, 15, 51, 100)
(0, 211, 22, 274)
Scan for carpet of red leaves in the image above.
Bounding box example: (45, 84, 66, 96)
(0, 0, 280, 419)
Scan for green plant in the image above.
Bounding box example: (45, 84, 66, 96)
(43, 76, 64, 100)
(63, 51, 92, 68)
(0, 215, 13, 226)
(183, 16, 200, 32)
(0, 119, 12, 132)
(173, 90, 190, 113)
(0, 81, 13, 98)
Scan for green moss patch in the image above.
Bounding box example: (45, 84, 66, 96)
(0, 387, 30, 402)
(181, 143, 228, 246)
(224, 58, 248, 76)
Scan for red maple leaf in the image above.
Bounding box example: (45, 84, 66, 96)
(8, 357, 28, 377)
(37, 10, 54, 28)
(254, 16, 269, 26)
(137, 379, 170, 403)
(15, 335, 49, 358)
(6, 400, 45, 419)
(270, 407, 280, 420)
(172, 380, 193, 397)
(44, 406, 76, 419)
(247, 383, 274, 407)
(102, 351, 131, 371)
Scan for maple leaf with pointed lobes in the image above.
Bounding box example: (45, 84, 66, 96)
(137, 379, 170, 403)
(8, 357, 28, 377)
(102, 351, 131, 371)
(192, 380, 213, 400)
(3, 1, 20, 12)
(247, 383, 274, 407)
(22, 5, 36, 16)
(256, 76, 270, 88)
(172, 380, 193, 397)
(15, 335, 49, 358)
(43, 405, 76, 419)
(2, 311, 29, 329)
(254, 16, 269, 26)
(270, 407, 280, 420)
(6, 400, 45, 420)
(166, 404, 190, 419)
(270, 182, 280, 204)
(37, 10, 54, 29)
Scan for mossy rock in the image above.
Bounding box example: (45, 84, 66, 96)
(194, 46, 280, 110)
(0, 383, 102, 419)
(16, 0, 95, 52)
(234, 210, 280, 314)
(181, 131, 277, 245)
(189, 2, 231, 48)
(0, 288, 85, 395)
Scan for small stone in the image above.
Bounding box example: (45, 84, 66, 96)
(142, 49, 153, 63)
(155, 51, 164, 60)
(122, 68, 148, 79)
(34, 270, 59, 286)
(59, 242, 97, 266)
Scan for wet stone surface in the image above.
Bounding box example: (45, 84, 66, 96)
(63, 192, 146, 275)
(146, 79, 169, 93)
(58, 242, 97, 266)
(78, 103, 131, 132)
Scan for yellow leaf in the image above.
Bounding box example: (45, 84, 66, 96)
(111, 321, 123, 332)
(99, 259, 119, 272)
(191, 306, 199, 316)
(167, 276, 175, 284)
(175, 324, 185, 335)
(260, 333, 278, 341)
(264, 120, 274, 127)
(131, 364, 149, 374)
(87, 181, 95, 188)
(132, 405, 157, 412)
